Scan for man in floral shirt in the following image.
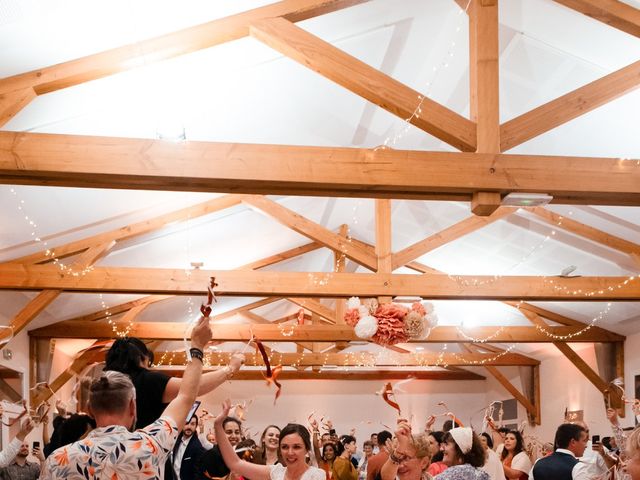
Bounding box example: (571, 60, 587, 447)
(41, 315, 238, 480)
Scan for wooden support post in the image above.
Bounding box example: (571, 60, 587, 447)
(334, 224, 349, 325)
(471, 192, 501, 216)
(375, 199, 393, 304)
(463, 343, 539, 422)
(553, 342, 623, 409)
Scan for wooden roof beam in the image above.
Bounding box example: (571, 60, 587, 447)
(501, 60, 640, 152)
(463, 343, 539, 423)
(152, 350, 540, 367)
(0, 0, 369, 126)
(250, 18, 477, 152)
(1, 241, 115, 345)
(405, 261, 625, 341)
(156, 369, 486, 381)
(392, 207, 515, 269)
(552, 0, 640, 38)
(5, 266, 640, 301)
(2, 132, 638, 206)
(530, 207, 640, 257)
(6, 195, 242, 265)
(242, 195, 377, 269)
(29, 322, 624, 343)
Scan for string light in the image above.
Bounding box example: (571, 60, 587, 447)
(374, 1, 471, 150)
(447, 209, 567, 287)
(8, 188, 94, 277)
(101, 294, 134, 338)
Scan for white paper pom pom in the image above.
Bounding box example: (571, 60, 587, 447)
(347, 296, 361, 310)
(358, 305, 369, 317)
(354, 315, 378, 339)
(422, 301, 435, 314)
(425, 313, 439, 328)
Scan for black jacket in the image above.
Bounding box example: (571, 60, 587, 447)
(165, 433, 206, 480)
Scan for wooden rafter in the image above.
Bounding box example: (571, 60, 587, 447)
(157, 369, 486, 381)
(0, 0, 369, 126)
(552, 0, 640, 38)
(391, 207, 515, 269)
(151, 350, 540, 367)
(530, 207, 640, 256)
(250, 17, 476, 152)
(500, 60, 640, 152)
(5, 265, 640, 301)
(29, 322, 624, 342)
(375, 199, 392, 303)
(469, 0, 499, 153)
(6, 195, 242, 265)
(463, 343, 539, 424)
(333, 224, 348, 326)
(31, 340, 106, 406)
(242, 195, 376, 269)
(2, 132, 638, 205)
(519, 309, 624, 409)
(287, 298, 336, 324)
(68, 295, 173, 322)
(1, 241, 115, 344)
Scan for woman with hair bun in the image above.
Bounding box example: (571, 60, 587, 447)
(333, 435, 358, 480)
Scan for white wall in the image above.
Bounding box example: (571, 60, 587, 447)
(197, 375, 487, 441)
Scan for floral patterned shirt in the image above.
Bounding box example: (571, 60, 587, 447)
(40, 416, 178, 480)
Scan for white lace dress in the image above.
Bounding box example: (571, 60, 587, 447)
(270, 464, 327, 480)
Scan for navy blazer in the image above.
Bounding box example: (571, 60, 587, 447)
(165, 433, 206, 480)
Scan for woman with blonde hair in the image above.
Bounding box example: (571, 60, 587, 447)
(381, 420, 433, 480)
(623, 427, 640, 479)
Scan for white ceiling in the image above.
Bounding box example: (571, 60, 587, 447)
(1, 0, 639, 362)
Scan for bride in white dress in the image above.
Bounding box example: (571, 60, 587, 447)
(214, 399, 326, 480)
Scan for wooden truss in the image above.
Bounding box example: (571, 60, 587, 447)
(0, 0, 637, 421)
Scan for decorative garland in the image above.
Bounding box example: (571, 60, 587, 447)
(344, 297, 438, 346)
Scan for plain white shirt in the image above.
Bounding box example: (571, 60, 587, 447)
(481, 448, 504, 480)
(529, 449, 591, 480)
(173, 435, 191, 479)
(0, 437, 22, 468)
(578, 441, 609, 479)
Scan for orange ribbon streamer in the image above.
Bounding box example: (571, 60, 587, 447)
(381, 382, 401, 416)
(200, 277, 218, 317)
(255, 338, 282, 404)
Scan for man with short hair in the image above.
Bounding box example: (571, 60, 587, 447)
(366, 430, 392, 480)
(530, 423, 590, 480)
(370, 434, 379, 454)
(0, 441, 41, 480)
(166, 415, 205, 480)
(41, 315, 240, 480)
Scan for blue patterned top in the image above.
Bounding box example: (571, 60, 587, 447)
(434, 464, 490, 480)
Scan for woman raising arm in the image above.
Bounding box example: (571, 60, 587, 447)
(214, 399, 325, 480)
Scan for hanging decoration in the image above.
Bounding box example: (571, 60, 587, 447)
(200, 278, 218, 317)
(379, 382, 402, 416)
(345, 297, 438, 346)
(255, 338, 283, 405)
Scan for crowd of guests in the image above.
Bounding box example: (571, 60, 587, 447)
(0, 318, 639, 480)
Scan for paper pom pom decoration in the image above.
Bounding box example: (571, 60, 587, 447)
(347, 297, 361, 310)
(355, 315, 378, 339)
(344, 299, 437, 346)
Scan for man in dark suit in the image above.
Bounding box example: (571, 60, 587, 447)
(531, 423, 589, 480)
(166, 415, 206, 480)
